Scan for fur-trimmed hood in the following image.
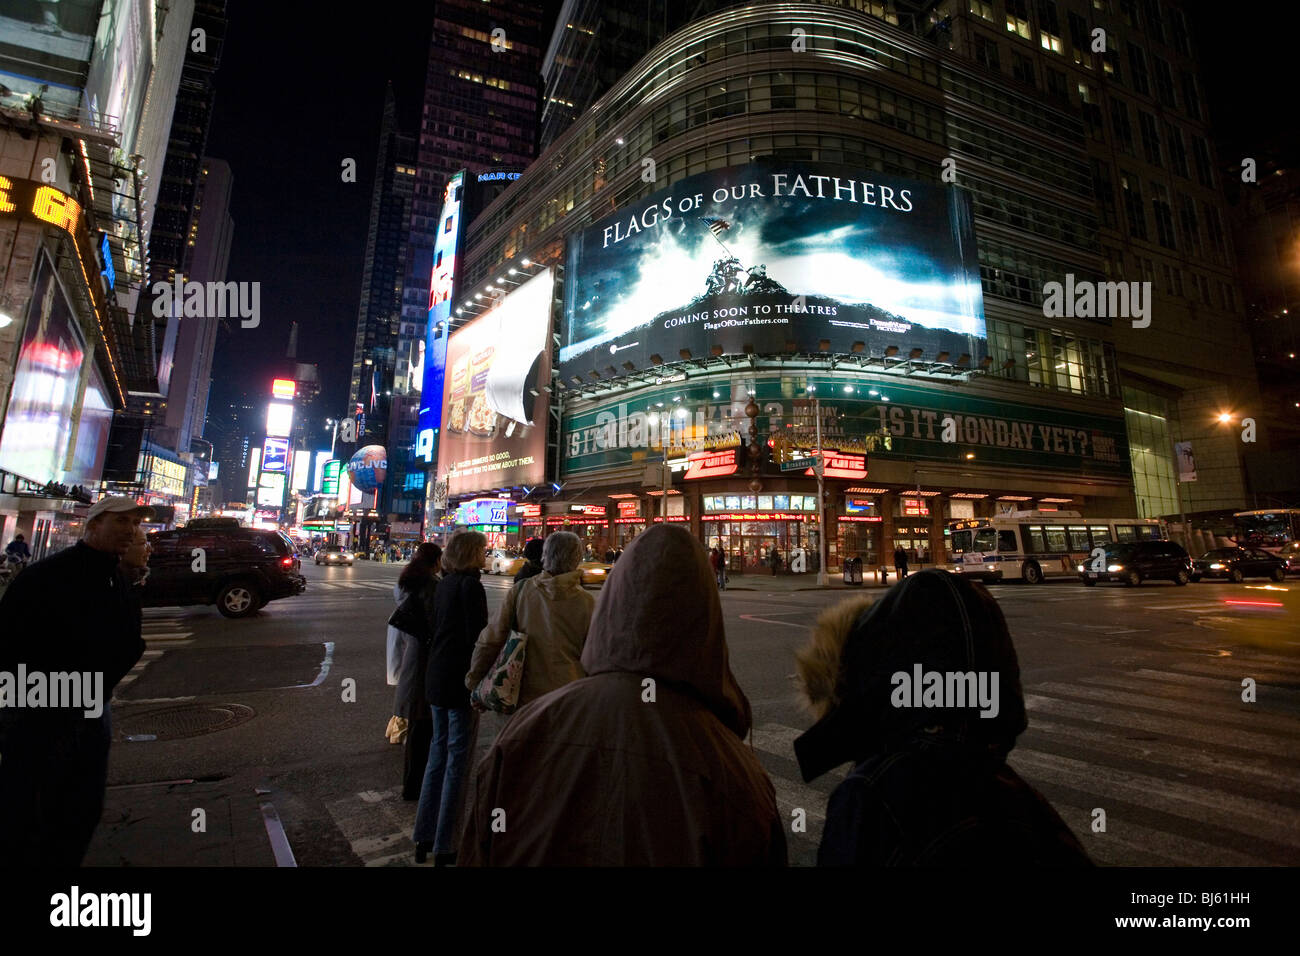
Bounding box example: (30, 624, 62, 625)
(793, 569, 1027, 782)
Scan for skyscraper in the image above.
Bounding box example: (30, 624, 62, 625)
(347, 84, 417, 467)
(386, 0, 548, 536)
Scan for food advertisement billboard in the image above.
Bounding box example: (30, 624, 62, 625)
(437, 269, 553, 496)
(559, 162, 985, 382)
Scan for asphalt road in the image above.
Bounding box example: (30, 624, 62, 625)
(98, 559, 1300, 867)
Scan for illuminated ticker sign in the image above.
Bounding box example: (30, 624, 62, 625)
(271, 378, 296, 400)
(684, 448, 739, 479)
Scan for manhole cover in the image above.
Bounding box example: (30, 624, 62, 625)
(115, 703, 256, 741)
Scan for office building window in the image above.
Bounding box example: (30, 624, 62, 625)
(1166, 123, 1188, 178)
(1127, 44, 1150, 95)
(1169, 8, 1190, 54)
(1123, 386, 1178, 520)
(974, 33, 1000, 71)
(1007, 0, 1032, 39)
(1068, 11, 1091, 67)
(1204, 204, 1227, 261)
(1154, 58, 1177, 108)
(1192, 137, 1214, 187)
(1046, 67, 1069, 102)
(1011, 51, 1036, 86)
(1121, 173, 1147, 240)
(1178, 194, 1200, 256)
(1143, 0, 1165, 43)
(1181, 72, 1201, 119)
(1080, 83, 1103, 138)
(1110, 99, 1134, 153)
(1091, 158, 1117, 228)
(1139, 111, 1162, 166)
(1102, 47, 1120, 79)
(969, 0, 995, 21)
(1151, 182, 1176, 249)
(1038, 0, 1063, 52)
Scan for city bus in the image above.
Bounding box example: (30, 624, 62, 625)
(1233, 509, 1300, 569)
(946, 511, 1166, 584)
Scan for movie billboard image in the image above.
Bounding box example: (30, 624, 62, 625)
(437, 269, 553, 496)
(559, 162, 985, 381)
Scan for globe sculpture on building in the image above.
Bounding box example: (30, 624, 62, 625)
(348, 445, 388, 492)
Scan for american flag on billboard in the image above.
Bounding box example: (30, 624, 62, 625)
(700, 217, 732, 237)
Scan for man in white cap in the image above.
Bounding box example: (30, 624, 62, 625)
(0, 495, 153, 866)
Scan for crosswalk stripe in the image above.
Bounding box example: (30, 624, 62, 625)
(1045, 799, 1274, 867)
(1169, 661, 1300, 685)
(1024, 694, 1296, 758)
(1036, 681, 1300, 735)
(1131, 668, 1299, 692)
(1022, 718, 1300, 792)
(1010, 749, 1300, 847)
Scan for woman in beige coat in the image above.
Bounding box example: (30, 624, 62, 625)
(465, 531, 593, 711)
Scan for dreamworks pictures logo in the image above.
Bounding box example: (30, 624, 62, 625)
(152, 273, 260, 328)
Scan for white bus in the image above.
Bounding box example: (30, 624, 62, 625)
(946, 511, 1166, 584)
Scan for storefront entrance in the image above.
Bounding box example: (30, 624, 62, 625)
(703, 520, 814, 574)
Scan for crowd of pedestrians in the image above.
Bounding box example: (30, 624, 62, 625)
(380, 524, 1089, 867)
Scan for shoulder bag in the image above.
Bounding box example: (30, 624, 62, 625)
(469, 580, 530, 714)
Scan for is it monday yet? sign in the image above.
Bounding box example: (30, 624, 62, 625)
(561, 377, 1130, 480)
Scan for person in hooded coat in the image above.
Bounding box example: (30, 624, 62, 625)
(793, 569, 1091, 867)
(458, 523, 786, 866)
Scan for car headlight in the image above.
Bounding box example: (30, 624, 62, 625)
(1076, 564, 1085, 572)
(1209, 563, 1224, 570)
(1107, 564, 1124, 572)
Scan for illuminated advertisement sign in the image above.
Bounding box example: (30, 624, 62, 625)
(266, 402, 294, 438)
(617, 500, 641, 518)
(0, 250, 85, 484)
(272, 378, 296, 400)
(99, 232, 115, 290)
(322, 460, 341, 496)
(804, 452, 868, 480)
(456, 498, 512, 526)
(147, 456, 188, 498)
(562, 376, 1130, 480)
(261, 437, 290, 472)
(559, 161, 985, 383)
(437, 269, 553, 496)
(416, 170, 466, 457)
(291, 450, 311, 491)
(902, 497, 931, 517)
(257, 473, 286, 506)
(684, 448, 739, 480)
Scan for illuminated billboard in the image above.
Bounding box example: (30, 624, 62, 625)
(559, 162, 985, 382)
(437, 268, 553, 496)
(261, 437, 290, 472)
(257, 473, 286, 507)
(266, 402, 294, 438)
(0, 250, 86, 484)
(416, 170, 467, 459)
(272, 378, 297, 400)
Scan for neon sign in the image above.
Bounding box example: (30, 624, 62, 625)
(684, 448, 738, 479)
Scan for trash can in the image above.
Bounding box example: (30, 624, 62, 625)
(843, 556, 863, 585)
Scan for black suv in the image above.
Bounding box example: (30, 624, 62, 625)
(144, 525, 307, 617)
(1192, 547, 1289, 583)
(1078, 540, 1193, 587)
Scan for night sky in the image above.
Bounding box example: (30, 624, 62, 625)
(201, 1, 1292, 426)
(203, 0, 435, 419)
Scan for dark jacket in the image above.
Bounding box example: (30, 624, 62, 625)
(0, 541, 144, 700)
(794, 569, 1091, 866)
(424, 569, 487, 709)
(893, 547, 908, 567)
(460, 524, 786, 866)
(512, 560, 543, 584)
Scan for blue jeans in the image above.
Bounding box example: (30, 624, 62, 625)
(412, 705, 478, 853)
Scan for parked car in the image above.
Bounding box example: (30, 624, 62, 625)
(578, 560, 612, 587)
(1077, 540, 1193, 587)
(315, 545, 354, 566)
(487, 548, 522, 574)
(144, 526, 306, 617)
(1192, 546, 1288, 583)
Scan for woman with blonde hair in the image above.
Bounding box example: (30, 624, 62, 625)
(412, 529, 486, 865)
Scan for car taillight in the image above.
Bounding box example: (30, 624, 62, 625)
(281, 557, 294, 566)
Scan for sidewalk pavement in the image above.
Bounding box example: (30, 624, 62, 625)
(85, 773, 281, 867)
